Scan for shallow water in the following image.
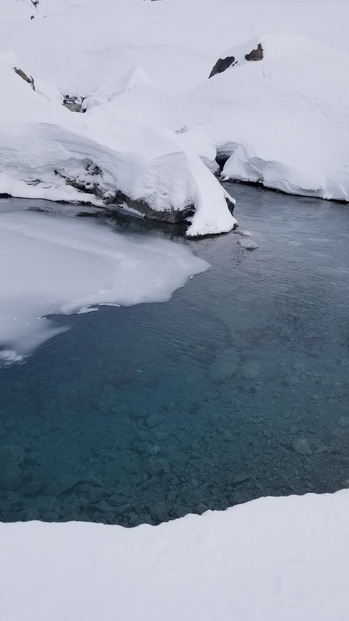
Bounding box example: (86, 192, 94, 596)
(1, 184, 349, 525)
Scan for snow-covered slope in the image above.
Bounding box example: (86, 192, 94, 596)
(1, 490, 349, 621)
(0, 54, 237, 237)
(1, 0, 349, 235)
(208, 33, 349, 199)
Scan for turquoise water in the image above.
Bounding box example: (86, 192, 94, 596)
(1, 183, 349, 525)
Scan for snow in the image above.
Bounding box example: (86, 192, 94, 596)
(1, 0, 349, 233)
(214, 34, 349, 199)
(1, 2, 349, 618)
(1, 490, 349, 620)
(0, 206, 208, 362)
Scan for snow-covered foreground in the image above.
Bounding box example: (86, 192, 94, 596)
(1, 490, 349, 621)
(0, 204, 208, 361)
(1, 1, 349, 234)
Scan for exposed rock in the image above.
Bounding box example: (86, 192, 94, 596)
(63, 95, 85, 113)
(14, 67, 35, 91)
(209, 42, 263, 78)
(209, 56, 236, 78)
(241, 361, 261, 381)
(235, 229, 252, 237)
(210, 349, 240, 382)
(245, 43, 264, 62)
(231, 473, 249, 486)
(56, 166, 198, 226)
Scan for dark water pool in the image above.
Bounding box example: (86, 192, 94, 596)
(1, 183, 349, 525)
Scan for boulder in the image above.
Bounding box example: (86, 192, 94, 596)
(209, 41, 264, 78)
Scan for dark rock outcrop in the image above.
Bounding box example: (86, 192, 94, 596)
(63, 95, 85, 112)
(53, 160, 235, 231)
(209, 56, 236, 78)
(245, 43, 264, 62)
(209, 42, 264, 78)
(14, 67, 35, 91)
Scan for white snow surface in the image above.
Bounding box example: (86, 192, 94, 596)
(0, 205, 208, 361)
(1, 490, 349, 621)
(1, 0, 349, 234)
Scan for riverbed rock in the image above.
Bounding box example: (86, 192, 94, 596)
(210, 348, 240, 382)
(0, 444, 25, 467)
(0, 464, 23, 491)
(292, 436, 312, 456)
(150, 502, 169, 523)
(245, 43, 264, 62)
(14, 67, 35, 90)
(237, 239, 259, 250)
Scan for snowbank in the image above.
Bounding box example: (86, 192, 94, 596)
(208, 34, 349, 199)
(0, 206, 208, 361)
(1, 490, 349, 621)
(1, 0, 349, 235)
(0, 54, 237, 237)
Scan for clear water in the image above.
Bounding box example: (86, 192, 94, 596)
(1, 183, 349, 526)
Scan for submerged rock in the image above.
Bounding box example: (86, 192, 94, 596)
(150, 502, 169, 523)
(0, 464, 23, 491)
(240, 361, 261, 381)
(292, 437, 312, 456)
(148, 458, 165, 476)
(209, 42, 263, 78)
(237, 239, 259, 250)
(0, 444, 25, 466)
